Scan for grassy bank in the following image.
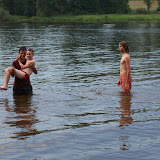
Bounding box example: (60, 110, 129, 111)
(14, 14, 160, 23)
(1, 0, 160, 24)
(1, 0, 160, 23)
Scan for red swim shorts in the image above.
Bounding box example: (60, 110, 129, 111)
(119, 76, 132, 93)
(22, 70, 29, 80)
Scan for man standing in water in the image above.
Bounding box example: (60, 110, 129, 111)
(117, 41, 132, 93)
(0, 46, 36, 95)
(13, 46, 37, 95)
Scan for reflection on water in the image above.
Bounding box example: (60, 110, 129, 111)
(118, 93, 133, 151)
(119, 93, 133, 127)
(4, 95, 38, 140)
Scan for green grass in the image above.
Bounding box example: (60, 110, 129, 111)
(1, 0, 160, 24)
(1, 0, 160, 23)
(13, 14, 160, 24)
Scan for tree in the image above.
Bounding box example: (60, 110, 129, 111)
(24, 0, 37, 16)
(99, 0, 129, 14)
(65, 0, 99, 14)
(14, 0, 26, 15)
(0, 0, 15, 15)
(157, 0, 160, 11)
(57, 0, 67, 13)
(0, 0, 130, 16)
(114, 0, 130, 14)
(144, 0, 154, 11)
(36, 0, 59, 16)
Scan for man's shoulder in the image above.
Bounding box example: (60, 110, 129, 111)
(12, 60, 18, 65)
(13, 59, 18, 63)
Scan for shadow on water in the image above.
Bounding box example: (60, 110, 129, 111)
(4, 95, 39, 140)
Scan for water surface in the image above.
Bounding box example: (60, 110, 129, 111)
(0, 22, 160, 160)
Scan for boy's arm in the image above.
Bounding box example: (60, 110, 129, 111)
(16, 55, 28, 69)
(30, 61, 38, 74)
(32, 66, 38, 74)
(117, 79, 120, 86)
(125, 56, 131, 83)
(125, 56, 131, 90)
(18, 59, 29, 69)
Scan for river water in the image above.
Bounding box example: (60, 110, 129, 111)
(0, 22, 160, 160)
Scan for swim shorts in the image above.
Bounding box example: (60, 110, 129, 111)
(13, 84, 33, 95)
(22, 70, 29, 80)
(119, 76, 132, 93)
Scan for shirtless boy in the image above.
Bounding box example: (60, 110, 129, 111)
(117, 41, 132, 93)
(0, 48, 37, 90)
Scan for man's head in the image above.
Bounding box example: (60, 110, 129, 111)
(26, 48, 34, 60)
(19, 46, 27, 60)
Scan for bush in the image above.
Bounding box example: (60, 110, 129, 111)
(135, 8, 148, 14)
(0, 7, 13, 22)
(157, 7, 160, 12)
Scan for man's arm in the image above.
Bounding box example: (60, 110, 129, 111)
(125, 56, 131, 89)
(18, 59, 29, 69)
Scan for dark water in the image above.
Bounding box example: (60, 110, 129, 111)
(0, 22, 160, 160)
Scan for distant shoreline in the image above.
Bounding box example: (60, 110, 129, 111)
(13, 14, 160, 23)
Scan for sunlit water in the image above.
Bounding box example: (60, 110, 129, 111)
(0, 22, 160, 160)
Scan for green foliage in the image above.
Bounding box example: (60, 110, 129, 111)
(157, 0, 160, 11)
(144, 0, 154, 11)
(136, 8, 148, 14)
(24, 0, 36, 17)
(66, 0, 99, 14)
(36, 0, 59, 17)
(0, 6, 13, 22)
(97, 0, 119, 14)
(0, 0, 130, 17)
(14, 14, 160, 23)
(0, 0, 15, 14)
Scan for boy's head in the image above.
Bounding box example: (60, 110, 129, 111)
(26, 48, 34, 60)
(119, 41, 129, 53)
(19, 46, 27, 59)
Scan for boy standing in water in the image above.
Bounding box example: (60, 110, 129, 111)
(117, 41, 132, 93)
(0, 48, 37, 94)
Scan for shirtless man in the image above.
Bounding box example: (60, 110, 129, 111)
(117, 41, 132, 93)
(0, 48, 37, 91)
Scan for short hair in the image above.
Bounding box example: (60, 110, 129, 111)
(19, 46, 27, 52)
(27, 48, 34, 54)
(119, 41, 129, 53)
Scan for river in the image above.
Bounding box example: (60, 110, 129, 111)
(0, 22, 160, 160)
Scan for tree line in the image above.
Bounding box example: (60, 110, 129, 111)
(0, 0, 159, 17)
(0, 0, 130, 17)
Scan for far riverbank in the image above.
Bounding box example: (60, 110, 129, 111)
(13, 14, 160, 23)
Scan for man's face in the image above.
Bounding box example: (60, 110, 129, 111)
(19, 50, 26, 59)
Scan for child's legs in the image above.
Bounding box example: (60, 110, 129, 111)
(13, 68, 25, 79)
(1, 67, 13, 89)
